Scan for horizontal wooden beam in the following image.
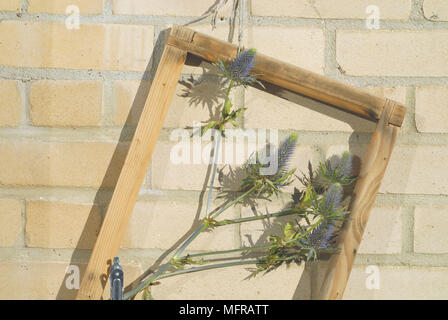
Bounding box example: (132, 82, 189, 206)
(167, 25, 406, 127)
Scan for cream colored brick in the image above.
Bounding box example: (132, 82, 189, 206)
(151, 140, 215, 191)
(415, 86, 448, 133)
(123, 200, 238, 251)
(381, 145, 448, 195)
(313, 264, 448, 299)
(414, 206, 448, 253)
(0, 140, 128, 187)
(151, 263, 310, 299)
(337, 31, 448, 76)
(423, 0, 448, 21)
(26, 201, 101, 249)
(0, 80, 21, 127)
(0, 199, 22, 247)
(0, 262, 81, 299)
(358, 207, 402, 254)
(0, 21, 153, 71)
(28, 0, 103, 14)
(0, 261, 142, 299)
(252, 0, 412, 19)
(113, 0, 229, 16)
(247, 26, 324, 75)
(30, 80, 102, 127)
(113, 80, 211, 127)
(343, 266, 448, 299)
(0, 0, 20, 11)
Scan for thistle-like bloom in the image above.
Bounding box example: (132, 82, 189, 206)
(253, 133, 298, 177)
(276, 133, 298, 175)
(307, 222, 335, 249)
(331, 151, 352, 179)
(229, 49, 256, 81)
(323, 183, 343, 214)
(215, 49, 258, 86)
(240, 134, 298, 197)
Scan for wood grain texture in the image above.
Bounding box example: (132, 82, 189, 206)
(318, 99, 399, 300)
(76, 26, 193, 300)
(167, 26, 406, 127)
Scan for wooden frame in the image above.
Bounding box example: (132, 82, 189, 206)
(76, 25, 405, 300)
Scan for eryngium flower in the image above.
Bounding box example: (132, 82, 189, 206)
(330, 151, 352, 179)
(247, 133, 298, 178)
(276, 133, 298, 175)
(307, 222, 335, 249)
(240, 134, 298, 197)
(323, 183, 343, 214)
(229, 49, 256, 81)
(216, 49, 257, 85)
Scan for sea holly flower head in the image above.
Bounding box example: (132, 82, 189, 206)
(316, 151, 356, 189)
(322, 183, 343, 215)
(306, 222, 336, 250)
(240, 134, 298, 198)
(229, 49, 256, 80)
(215, 48, 260, 86)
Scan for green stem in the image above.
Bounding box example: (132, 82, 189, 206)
(205, 78, 233, 219)
(205, 133, 221, 219)
(284, 217, 323, 246)
(214, 209, 300, 226)
(156, 259, 260, 281)
(173, 223, 207, 259)
(210, 185, 257, 219)
(177, 244, 272, 260)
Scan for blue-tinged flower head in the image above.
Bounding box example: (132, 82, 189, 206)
(323, 183, 343, 214)
(276, 133, 298, 175)
(216, 49, 257, 85)
(229, 49, 256, 81)
(307, 222, 335, 249)
(328, 151, 352, 180)
(251, 133, 298, 177)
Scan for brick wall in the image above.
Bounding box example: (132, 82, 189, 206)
(0, 0, 447, 300)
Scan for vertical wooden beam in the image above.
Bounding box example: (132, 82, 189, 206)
(76, 26, 194, 300)
(318, 99, 399, 300)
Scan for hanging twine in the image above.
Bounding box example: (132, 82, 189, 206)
(183, 0, 245, 51)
